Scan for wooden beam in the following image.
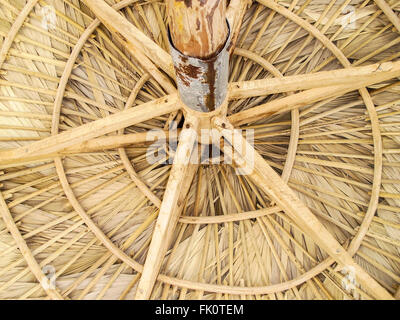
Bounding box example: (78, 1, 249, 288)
(135, 117, 199, 299)
(81, 0, 176, 88)
(374, 0, 400, 34)
(229, 84, 351, 126)
(213, 117, 394, 300)
(167, 0, 228, 58)
(0, 95, 179, 166)
(4, 60, 400, 163)
(229, 60, 400, 100)
(0, 130, 175, 166)
(63, 130, 176, 154)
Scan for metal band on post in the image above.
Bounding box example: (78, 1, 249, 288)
(168, 21, 231, 113)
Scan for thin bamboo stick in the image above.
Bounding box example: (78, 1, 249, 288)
(230, 60, 400, 100)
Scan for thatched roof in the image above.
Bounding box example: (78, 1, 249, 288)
(0, 0, 399, 299)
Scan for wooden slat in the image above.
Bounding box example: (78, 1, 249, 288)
(229, 60, 400, 126)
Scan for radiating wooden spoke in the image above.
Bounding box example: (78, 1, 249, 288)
(63, 130, 176, 154)
(229, 61, 400, 100)
(135, 117, 199, 299)
(0, 0, 399, 301)
(213, 117, 394, 300)
(226, 0, 249, 53)
(0, 95, 178, 166)
(81, 0, 175, 81)
(230, 85, 352, 126)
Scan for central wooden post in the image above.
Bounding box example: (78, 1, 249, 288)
(135, 0, 230, 301)
(167, 0, 228, 57)
(167, 0, 230, 114)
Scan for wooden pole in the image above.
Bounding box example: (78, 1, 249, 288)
(135, 119, 199, 299)
(167, 0, 230, 113)
(167, 0, 228, 58)
(374, 0, 400, 34)
(395, 286, 400, 299)
(82, 0, 175, 81)
(213, 117, 394, 300)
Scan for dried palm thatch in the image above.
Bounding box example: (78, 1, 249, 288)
(0, 0, 399, 300)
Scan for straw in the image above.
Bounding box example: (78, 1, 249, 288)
(0, 0, 399, 299)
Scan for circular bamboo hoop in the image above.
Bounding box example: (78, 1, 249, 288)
(0, 0, 399, 300)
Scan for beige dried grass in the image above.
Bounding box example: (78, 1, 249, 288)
(0, 0, 398, 300)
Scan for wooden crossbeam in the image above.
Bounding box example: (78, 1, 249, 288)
(81, 0, 176, 94)
(213, 117, 394, 300)
(229, 60, 400, 99)
(63, 130, 176, 154)
(229, 61, 400, 125)
(229, 84, 352, 126)
(82, 0, 174, 77)
(0, 95, 179, 166)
